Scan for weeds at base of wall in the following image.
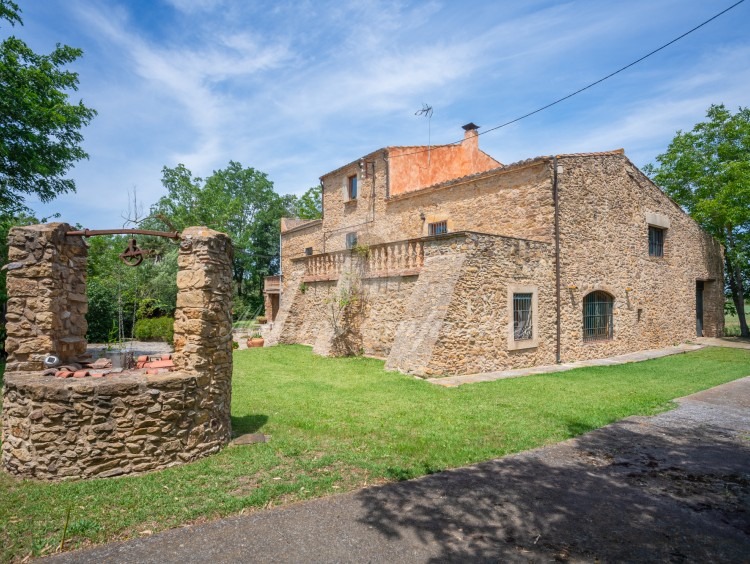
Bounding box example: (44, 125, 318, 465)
(325, 267, 366, 357)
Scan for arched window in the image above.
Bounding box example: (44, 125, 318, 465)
(583, 291, 613, 342)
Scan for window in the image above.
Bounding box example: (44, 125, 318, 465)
(583, 291, 614, 342)
(304, 247, 313, 256)
(428, 220, 448, 236)
(513, 293, 533, 341)
(345, 232, 357, 249)
(648, 226, 664, 257)
(507, 285, 538, 350)
(347, 175, 358, 200)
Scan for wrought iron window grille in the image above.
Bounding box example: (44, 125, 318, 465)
(513, 293, 533, 341)
(648, 226, 664, 257)
(583, 291, 613, 342)
(428, 220, 448, 236)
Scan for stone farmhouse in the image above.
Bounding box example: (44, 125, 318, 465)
(264, 124, 724, 377)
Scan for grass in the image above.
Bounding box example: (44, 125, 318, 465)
(725, 304, 749, 337)
(2, 345, 750, 560)
(232, 320, 260, 330)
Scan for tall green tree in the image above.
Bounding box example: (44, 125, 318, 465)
(147, 161, 286, 312)
(285, 185, 322, 220)
(0, 0, 96, 214)
(644, 104, 750, 337)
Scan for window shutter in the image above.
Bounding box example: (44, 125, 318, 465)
(341, 177, 349, 202)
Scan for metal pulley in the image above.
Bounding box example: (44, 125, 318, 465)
(119, 238, 150, 267)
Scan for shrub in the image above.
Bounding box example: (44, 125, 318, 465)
(134, 317, 174, 343)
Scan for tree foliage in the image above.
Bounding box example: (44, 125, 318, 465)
(285, 185, 322, 220)
(644, 104, 750, 337)
(0, 0, 96, 214)
(85, 235, 179, 343)
(147, 161, 287, 314)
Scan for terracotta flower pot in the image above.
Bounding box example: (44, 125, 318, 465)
(247, 338, 265, 348)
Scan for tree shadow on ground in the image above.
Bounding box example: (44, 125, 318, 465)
(355, 412, 750, 563)
(231, 414, 268, 435)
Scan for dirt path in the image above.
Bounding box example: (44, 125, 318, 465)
(47, 376, 750, 563)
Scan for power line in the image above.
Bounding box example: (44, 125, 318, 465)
(391, 0, 745, 159)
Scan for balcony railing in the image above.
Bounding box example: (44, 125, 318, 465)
(299, 239, 425, 282)
(303, 250, 349, 280)
(365, 239, 424, 276)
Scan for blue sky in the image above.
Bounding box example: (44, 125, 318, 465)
(11, 0, 750, 229)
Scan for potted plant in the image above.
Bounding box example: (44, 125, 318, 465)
(247, 332, 265, 348)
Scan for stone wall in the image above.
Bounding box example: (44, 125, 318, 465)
(2, 225, 234, 480)
(172, 227, 234, 447)
(417, 234, 556, 375)
(556, 154, 724, 362)
(386, 233, 556, 376)
(2, 371, 226, 479)
(314, 155, 553, 255)
(279, 219, 323, 293)
(385, 160, 553, 244)
(275, 260, 419, 359)
(276, 148, 725, 377)
(319, 151, 389, 252)
(4, 223, 88, 372)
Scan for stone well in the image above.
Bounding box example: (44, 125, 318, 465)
(2, 224, 234, 480)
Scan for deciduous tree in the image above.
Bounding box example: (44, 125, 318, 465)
(285, 185, 322, 220)
(644, 104, 750, 337)
(0, 0, 96, 214)
(148, 162, 286, 313)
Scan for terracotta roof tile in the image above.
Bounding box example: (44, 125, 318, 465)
(555, 148, 625, 158)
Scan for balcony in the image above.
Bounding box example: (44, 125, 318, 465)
(263, 275, 281, 294)
(298, 238, 425, 282)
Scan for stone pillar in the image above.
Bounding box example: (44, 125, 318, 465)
(172, 227, 234, 445)
(4, 223, 87, 372)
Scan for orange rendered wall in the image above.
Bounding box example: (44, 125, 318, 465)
(388, 131, 501, 197)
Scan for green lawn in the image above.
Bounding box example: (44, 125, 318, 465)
(2, 345, 750, 560)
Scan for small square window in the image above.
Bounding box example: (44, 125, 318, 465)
(428, 220, 448, 236)
(347, 175, 358, 200)
(304, 247, 313, 256)
(649, 226, 664, 257)
(346, 232, 357, 249)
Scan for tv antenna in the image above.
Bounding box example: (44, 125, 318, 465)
(415, 104, 434, 164)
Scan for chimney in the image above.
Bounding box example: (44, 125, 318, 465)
(461, 122, 479, 156)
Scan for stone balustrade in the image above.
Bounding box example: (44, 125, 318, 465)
(299, 238, 425, 282)
(365, 239, 424, 276)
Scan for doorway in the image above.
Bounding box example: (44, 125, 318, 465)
(696, 280, 704, 337)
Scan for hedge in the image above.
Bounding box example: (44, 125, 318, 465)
(134, 317, 174, 343)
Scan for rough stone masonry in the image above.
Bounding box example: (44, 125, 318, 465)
(2, 224, 234, 480)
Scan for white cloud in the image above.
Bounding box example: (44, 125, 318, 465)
(72, 2, 291, 171)
(21, 0, 750, 229)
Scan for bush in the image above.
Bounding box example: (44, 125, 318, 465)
(134, 317, 174, 343)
